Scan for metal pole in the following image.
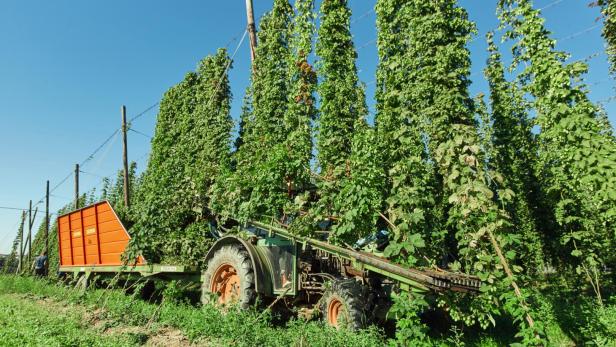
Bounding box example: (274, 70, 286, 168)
(74, 164, 79, 210)
(245, 0, 258, 63)
(121, 105, 130, 208)
(45, 180, 50, 257)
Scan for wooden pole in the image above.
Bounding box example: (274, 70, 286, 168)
(28, 200, 32, 264)
(17, 211, 25, 273)
(121, 105, 130, 208)
(28, 207, 38, 263)
(45, 180, 50, 257)
(487, 230, 535, 328)
(74, 164, 80, 210)
(23, 206, 37, 253)
(245, 0, 258, 63)
(27, 200, 37, 265)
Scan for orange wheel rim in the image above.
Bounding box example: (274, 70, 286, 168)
(327, 298, 344, 328)
(210, 263, 241, 305)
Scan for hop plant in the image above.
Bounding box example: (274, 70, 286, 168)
(499, 0, 616, 303)
(128, 50, 233, 266)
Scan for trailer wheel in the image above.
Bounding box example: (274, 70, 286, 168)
(201, 245, 255, 309)
(320, 279, 369, 330)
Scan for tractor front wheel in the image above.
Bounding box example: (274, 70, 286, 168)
(201, 245, 255, 309)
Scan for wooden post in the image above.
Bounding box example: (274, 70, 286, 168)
(245, 0, 258, 63)
(45, 180, 50, 257)
(28, 200, 32, 264)
(17, 211, 25, 273)
(487, 230, 535, 329)
(74, 164, 80, 210)
(121, 105, 130, 208)
(27, 203, 38, 265)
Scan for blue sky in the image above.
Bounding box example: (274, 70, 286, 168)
(0, 0, 613, 254)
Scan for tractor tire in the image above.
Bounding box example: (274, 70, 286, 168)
(201, 245, 256, 309)
(320, 279, 370, 330)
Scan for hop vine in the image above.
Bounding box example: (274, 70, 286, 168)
(227, 0, 293, 221)
(499, 0, 616, 303)
(129, 49, 233, 266)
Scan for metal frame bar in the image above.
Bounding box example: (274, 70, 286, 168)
(59, 264, 199, 276)
(249, 220, 480, 293)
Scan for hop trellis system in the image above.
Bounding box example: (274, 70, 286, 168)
(8, 0, 616, 345)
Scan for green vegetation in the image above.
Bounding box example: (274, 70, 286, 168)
(314, 0, 380, 244)
(499, 0, 616, 303)
(375, 0, 438, 268)
(0, 275, 385, 347)
(2, 213, 24, 274)
(483, 32, 544, 276)
(2, 275, 615, 346)
(283, 0, 317, 209)
(7, 0, 616, 345)
(599, 0, 616, 75)
(224, 0, 294, 221)
(101, 162, 140, 221)
(129, 49, 233, 266)
(0, 293, 139, 346)
(373, 0, 538, 343)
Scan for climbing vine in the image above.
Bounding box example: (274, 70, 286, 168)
(234, 87, 253, 154)
(313, 0, 382, 243)
(129, 49, 233, 266)
(2, 215, 24, 274)
(484, 32, 545, 276)
(281, 0, 317, 213)
(499, 0, 616, 303)
(375, 0, 438, 267)
(374, 1, 542, 343)
(332, 119, 385, 244)
(597, 0, 616, 75)
(226, 0, 293, 221)
(100, 161, 139, 222)
(315, 0, 364, 176)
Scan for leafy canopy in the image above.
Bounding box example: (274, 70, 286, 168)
(129, 49, 233, 266)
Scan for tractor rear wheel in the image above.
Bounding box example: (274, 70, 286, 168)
(201, 245, 255, 309)
(320, 279, 370, 330)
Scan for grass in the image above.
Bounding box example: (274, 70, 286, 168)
(0, 293, 141, 346)
(0, 275, 384, 347)
(0, 274, 613, 346)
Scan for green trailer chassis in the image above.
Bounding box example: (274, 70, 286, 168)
(59, 264, 201, 283)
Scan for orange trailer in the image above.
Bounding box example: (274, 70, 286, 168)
(57, 201, 144, 267)
(57, 201, 198, 282)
